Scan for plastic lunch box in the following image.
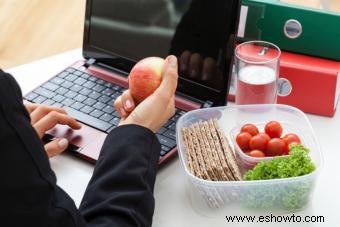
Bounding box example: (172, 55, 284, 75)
(176, 104, 322, 212)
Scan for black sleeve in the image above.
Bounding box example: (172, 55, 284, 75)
(0, 71, 160, 227)
(79, 124, 160, 227)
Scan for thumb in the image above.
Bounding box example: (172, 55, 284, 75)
(44, 138, 69, 158)
(155, 55, 178, 99)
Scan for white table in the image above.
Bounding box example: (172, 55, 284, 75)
(7, 49, 340, 226)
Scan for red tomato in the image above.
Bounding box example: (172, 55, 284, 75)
(247, 150, 266, 158)
(258, 133, 270, 143)
(249, 134, 268, 151)
(282, 133, 301, 154)
(266, 138, 287, 156)
(241, 124, 259, 136)
(283, 133, 301, 145)
(236, 132, 252, 150)
(265, 121, 283, 138)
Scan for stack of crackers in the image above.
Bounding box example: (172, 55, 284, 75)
(181, 118, 242, 181)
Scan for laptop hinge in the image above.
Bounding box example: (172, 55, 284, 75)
(202, 101, 213, 108)
(84, 58, 96, 68)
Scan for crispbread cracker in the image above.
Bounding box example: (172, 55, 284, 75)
(201, 121, 230, 181)
(182, 128, 203, 179)
(206, 119, 235, 181)
(193, 123, 217, 180)
(181, 118, 242, 181)
(213, 119, 242, 181)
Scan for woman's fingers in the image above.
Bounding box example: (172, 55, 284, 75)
(33, 111, 81, 138)
(30, 105, 68, 124)
(114, 90, 135, 118)
(44, 138, 69, 158)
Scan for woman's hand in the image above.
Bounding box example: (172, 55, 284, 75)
(114, 55, 178, 132)
(24, 102, 81, 157)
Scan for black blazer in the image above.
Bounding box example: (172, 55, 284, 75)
(0, 70, 160, 227)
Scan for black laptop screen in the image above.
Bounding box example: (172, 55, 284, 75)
(83, 0, 241, 106)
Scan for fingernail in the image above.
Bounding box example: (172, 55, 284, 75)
(168, 55, 177, 67)
(120, 107, 126, 116)
(58, 138, 68, 149)
(125, 99, 132, 109)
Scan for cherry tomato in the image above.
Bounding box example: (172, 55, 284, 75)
(236, 132, 252, 150)
(283, 133, 301, 145)
(265, 121, 283, 138)
(247, 150, 266, 158)
(258, 133, 271, 144)
(241, 124, 259, 136)
(282, 133, 301, 154)
(266, 138, 286, 156)
(249, 134, 268, 151)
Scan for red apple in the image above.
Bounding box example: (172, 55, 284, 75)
(129, 57, 165, 103)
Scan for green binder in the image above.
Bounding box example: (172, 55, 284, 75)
(237, 0, 340, 60)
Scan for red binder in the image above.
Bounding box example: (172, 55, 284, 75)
(278, 52, 340, 117)
(228, 51, 340, 117)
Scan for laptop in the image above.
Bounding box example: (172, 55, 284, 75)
(24, 0, 242, 165)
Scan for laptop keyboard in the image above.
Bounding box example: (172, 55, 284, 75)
(24, 68, 186, 158)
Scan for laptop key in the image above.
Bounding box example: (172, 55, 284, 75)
(33, 95, 47, 104)
(93, 102, 106, 110)
(74, 94, 87, 103)
(98, 95, 111, 104)
(104, 82, 112, 88)
(160, 145, 170, 156)
(70, 84, 83, 92)
(65, 91, 77, 99)
(93, 84, 105, 92)
(65, 74, 78, 81)
(88, 77, 98, 82)
(52, 94, 66, 103)
(50, 77, 65, 85)
(79, 88, 92, 96)
(157, 127, 167, 134)
(102, 88, 114, 96)
(83, 97, 96, 106)
(90, 109, 104, 118)
(100, 113, 114, 122)
(88, 91, 101, 99)
(156, 135, 176, 148)
(96, 78, 106, 85)
(71, 102, 85, 110)
(52, 102, 63, 108)
(102, 105, 114, 114)
(35, 87, 56, 99)
(168, 122, 176, 131)
(56, 87, 68, 95)
(73, 70, 83, 76)
(57, 71, 70, 78)
(61, 98, 75, 107)
(25, 92, 38, 101)
(163, 129, 176, 140)
(74, 77, 87, 86)
(61, 81, 73, 89)
(42, 99, 55, 106)
(81, 73, 90, 79)
(83, 81, 96, 89)
(80, 105, 94, 114)
(110, 117, 120, 126)
(42, 82, 59, 91)
(64, 107, 111, 132)
(65, 68, 75, 73)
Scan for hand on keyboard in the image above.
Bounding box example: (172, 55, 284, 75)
(114, 55, 178, 133)
(24, 102, 82, 157)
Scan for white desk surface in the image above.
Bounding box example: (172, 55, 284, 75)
(7, 49, 340, 227)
